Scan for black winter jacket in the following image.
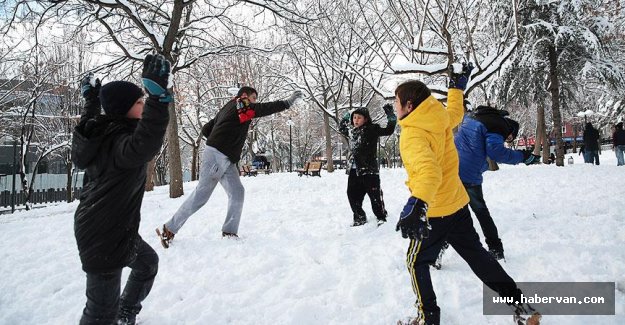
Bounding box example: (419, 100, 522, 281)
(72, 98, 169, 273)
(202, 98, 289, 163)
(613, 128, 625, 146)
(339, 108, 396, 175)
(583, 124, 600, 151)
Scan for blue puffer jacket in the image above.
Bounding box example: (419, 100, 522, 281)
(454, 116, 524, 185)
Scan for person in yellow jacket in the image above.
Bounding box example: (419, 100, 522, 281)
(393, 63, 541, 325)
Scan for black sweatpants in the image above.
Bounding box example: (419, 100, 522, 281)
(405, 206, 521, 325)
(80, 238, 159, 325)
(464, 183, 503, 252)
(346, 169, 387, 222)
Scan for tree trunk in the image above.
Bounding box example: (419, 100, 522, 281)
(191, 141, 199, 181)
(487, 157, 499, 171)
(323, 113, 334, 172)
(145, 158, 156, 191)
(536, 103, 549, 162)
(535, 103, 545, 157)
(167, 100, 184, 197)
(548, 44, 565, 166)
(66, 158, 73, 202)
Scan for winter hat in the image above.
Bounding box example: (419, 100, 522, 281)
(504, 117, 519, 140)
(99, 81, 144, 116)
(616, 122, 623, 129)
(351, 107, 372, 126)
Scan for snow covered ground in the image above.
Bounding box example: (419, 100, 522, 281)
(1, 152, 624, 325)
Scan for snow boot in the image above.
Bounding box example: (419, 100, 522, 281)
(351, 213, 367, 227)
(377, 219, 387, 227)
(222, 232, 239, 238)
(155, 224, 175, 249)
(511, 302, 541, 325)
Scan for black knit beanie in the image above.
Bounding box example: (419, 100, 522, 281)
(100, 81, 144, 116)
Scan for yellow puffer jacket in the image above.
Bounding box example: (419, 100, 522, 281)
(397, 88, 469, 217)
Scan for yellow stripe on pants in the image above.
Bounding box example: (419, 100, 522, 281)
(406, 238, 424, 320)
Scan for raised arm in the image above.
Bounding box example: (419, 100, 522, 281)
(376, 103, 397, 136)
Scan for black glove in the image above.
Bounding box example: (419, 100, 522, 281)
(382, 103, 397, 122)
(396, 197, 430, 240)
(80, 72, 101, 102)
(286, 90, 303, 106)
(142, 54, 173, 103)
(522, 150, 541, 165)
(448, 62, 474, 91)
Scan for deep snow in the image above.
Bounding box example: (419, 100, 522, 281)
(1, 152, 624, 325)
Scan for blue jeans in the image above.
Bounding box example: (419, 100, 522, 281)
(463, 183, 502, 252)
(616, 145, 625, 166)
(80, 239, 158, 325)
(584, 150, 600, 165)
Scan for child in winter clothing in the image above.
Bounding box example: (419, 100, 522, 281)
(453, 106, 540, 260)
(393, 64, 540, 325)
(158, 87, 302, 246)
(72, 54, 172, 325)
(338, 104, 397, 226)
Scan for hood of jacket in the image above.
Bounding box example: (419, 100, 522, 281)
(398, 95, 449, 133)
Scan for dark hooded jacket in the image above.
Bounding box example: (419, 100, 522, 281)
(583, 123, 600, 151)
(613, 123, 625, 146)
(72, 97, 169, 273)
(201, 98, 290, 163)
(339, 107, 397, 175)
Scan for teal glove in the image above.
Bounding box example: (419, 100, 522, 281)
(80, 72, 101, 102)
(142, 54, 173, 103)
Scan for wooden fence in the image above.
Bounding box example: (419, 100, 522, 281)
(0, 188, 82, 208)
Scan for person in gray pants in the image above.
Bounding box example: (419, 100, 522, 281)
(157, 86, 302, 248)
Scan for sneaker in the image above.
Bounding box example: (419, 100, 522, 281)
(512, 303, 541, 325)
(397, 311, 438, 325)
(489, 248, 505, 260)
(351, 219, 367, 227)
(156, 224, 175, 249)
(222, 232, 239, 238)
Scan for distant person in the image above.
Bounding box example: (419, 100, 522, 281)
(612, 122, 625, 166)
(393, 63, 540, 325)
(339, 104, 396, 226)
(583, 122, 600, 165)
(73, 54, 171, 325)
(157, 87, 302, 246)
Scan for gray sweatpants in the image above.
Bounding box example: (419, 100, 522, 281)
(164, 146, 245, 235)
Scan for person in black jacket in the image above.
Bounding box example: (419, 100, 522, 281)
(339, 104, 397, 226)
(157, 87, 302, 246)
(612, 122, 625, 166)
(583, 122, 600, 165)
(72, 54, 171, 325)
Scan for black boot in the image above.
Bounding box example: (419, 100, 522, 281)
(351, 213, 367, 226)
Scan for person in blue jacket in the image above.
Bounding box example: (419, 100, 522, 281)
(453, 105, 540, 260)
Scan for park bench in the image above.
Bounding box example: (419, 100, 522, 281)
(241, 165, 258, 177)
(295, 161, 322, 177)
